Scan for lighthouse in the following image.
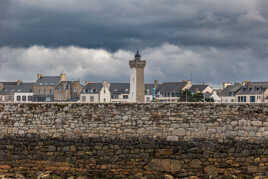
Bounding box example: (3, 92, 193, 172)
(129, 50, 146, 103)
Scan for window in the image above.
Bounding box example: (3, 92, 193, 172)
(28, 96, 32, 101)
(38, 89, 41, 95)
(104, 98, 106, 102)
(112, 95, 119, 99)
(44, 88, 47, 95)
(146, 97, 150, 102)
(50, 89, 53, 95)
(123, 95, 128, 99)
(90, 96, 94, 102)
(22, 96, 26, 101)
(82, 96, 86, 102)
(17, 96, 21, 101)
(250, 96, 255, 103)
(239, 96, 246, 102)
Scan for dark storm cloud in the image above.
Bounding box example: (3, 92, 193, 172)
(0, 0, 12, 30)
(1, 0, 267, 51)
(1, 0, 268, 85)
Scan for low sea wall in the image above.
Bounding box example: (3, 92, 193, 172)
(0, 103, 267, 178)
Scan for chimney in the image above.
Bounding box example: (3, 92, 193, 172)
(186, 80, 192, 89)
(154, 80, 158, 89)
(17, 80, 22, 86)
(60, 73, 66, 81)
(242, 80, 250, 86)
(223, 82, 232, 89)
(37, 73, 43, 80)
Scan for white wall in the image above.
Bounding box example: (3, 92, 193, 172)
(211, 91, 221, 103)
(14, 92, 33, 103)
(111, 94, 129, 103)
(202, 86, 213, 94)
(129, 68, 136, 102)
(80, 94, 99, 103)
(221, 96, 236, 103)
(99, 83, 111, 103)
(145, 95, 152, 103)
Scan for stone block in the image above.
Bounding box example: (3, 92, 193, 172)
(173, 128, 186, 136)
(167, 136, 178, 141)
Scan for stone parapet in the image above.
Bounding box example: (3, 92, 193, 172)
(0, 103, 267, 178)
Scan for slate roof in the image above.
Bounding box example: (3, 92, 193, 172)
(237, 85, 267, 95)
(246, 82, 268, 86)
(158, 82, 187, 93)
(0, 82, 34, 95)
(82, 82, 155, 95)
(110, 83, 130, 94)
(189, 84, 209, 93)
(55, 81, 81, 90)
(36, 76, 61, 86)
(221, 83, 242, 97)
(81, 83, 102, 94)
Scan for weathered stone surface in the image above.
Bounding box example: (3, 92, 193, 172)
(0, 103, 267, 178)
(146, 159, 182, 172)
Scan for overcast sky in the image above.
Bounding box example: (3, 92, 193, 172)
(1, 0, 268, 86)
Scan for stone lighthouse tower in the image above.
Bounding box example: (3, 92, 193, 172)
(129, 50, 146, 103)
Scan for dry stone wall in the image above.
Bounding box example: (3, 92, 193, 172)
(0, 103, 268, 178)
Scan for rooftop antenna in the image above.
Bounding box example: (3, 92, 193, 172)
(190, 72, 192, 82)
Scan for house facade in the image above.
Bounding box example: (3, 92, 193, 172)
(0, 81, 34, 103)
(236, 82, 268, 103)
(33, 73, 67, 102)
(220, 83, 242, 103)
(80, 83, 102, 103)
(54, 81, 82, 102)
(154, 81, 192, 102)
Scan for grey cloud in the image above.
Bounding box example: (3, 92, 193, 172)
(1, 0, 268, 84)
(0, 44, 267, 86)
(1, 0, 267, 51)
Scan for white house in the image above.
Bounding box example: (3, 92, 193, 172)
(99, 81, 111, 103)
(14, 92, 34, 103)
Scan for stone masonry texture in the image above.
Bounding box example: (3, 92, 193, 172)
(1, 103, 268, 178)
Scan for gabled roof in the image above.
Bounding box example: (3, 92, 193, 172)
(81, 83, 102, 94)
(189, 84, 209, 93)
(0, 82, 34, 95)
(55, 81, 81, 90)
(36, 76, 61, 86)
(237, 85, 266, 95)
(110, 83, 130, 94)
(221, 83, 242, 97)
(158, 82, 187, 93)
(246, 82, 268, 87)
